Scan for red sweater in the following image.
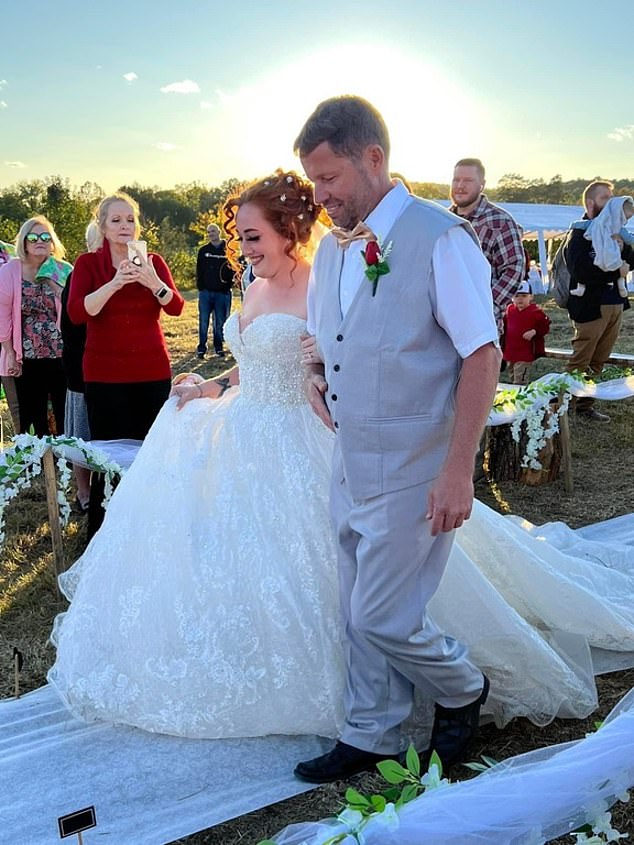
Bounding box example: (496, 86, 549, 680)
(68, 244, 184, 383)
(502, 302, 550, 363)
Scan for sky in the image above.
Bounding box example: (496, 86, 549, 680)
(1, 0, 633, 193)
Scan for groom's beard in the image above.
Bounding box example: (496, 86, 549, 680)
(334, 167, 377, 230)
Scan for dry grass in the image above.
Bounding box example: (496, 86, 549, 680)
(1, 293, 633, 844)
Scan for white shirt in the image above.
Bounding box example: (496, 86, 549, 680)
(307, 182, 498, 359)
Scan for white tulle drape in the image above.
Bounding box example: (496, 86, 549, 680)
(270, 688, 634, 845)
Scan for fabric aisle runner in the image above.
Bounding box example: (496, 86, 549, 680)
(2, 513, 634, 844)
(0, 684, 329, 844)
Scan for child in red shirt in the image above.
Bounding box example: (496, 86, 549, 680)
(502, 282, 550, 385)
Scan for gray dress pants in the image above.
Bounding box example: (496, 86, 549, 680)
(330, 451, 483, 754)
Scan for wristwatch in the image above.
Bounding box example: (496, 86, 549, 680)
(155, 286, 169, 300)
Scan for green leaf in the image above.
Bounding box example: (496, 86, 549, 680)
(381, 787, 400, 802)
(480, 755, 500, 769)
(370, 794, 387, 812)
(463, 762, 489, 772)
(376, 262, 390, 276)
(397, 783, 420, 806)
(428, 750, 443, 779)
(376, 759, 410, 784)
(405, 743, 421, 777)
(345, 787, 370, 807)
(593, 721, 604, 731)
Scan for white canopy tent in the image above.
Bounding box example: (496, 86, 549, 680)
(434, 200, 634, 290)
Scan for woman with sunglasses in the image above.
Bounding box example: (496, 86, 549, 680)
(0, 215, 71, 435)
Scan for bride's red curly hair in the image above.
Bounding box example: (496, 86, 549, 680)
(222, 169, 323, 278)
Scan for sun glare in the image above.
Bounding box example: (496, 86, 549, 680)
(194, 42, 490, 184)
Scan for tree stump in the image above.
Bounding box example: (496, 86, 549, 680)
(485, 407, 562, 485)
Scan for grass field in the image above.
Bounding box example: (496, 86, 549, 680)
(1, 291, 633, 844)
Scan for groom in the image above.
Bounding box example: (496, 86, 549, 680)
(294, 96, 501, 783)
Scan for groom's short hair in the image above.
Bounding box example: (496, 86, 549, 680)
(294, 95, 390, 161)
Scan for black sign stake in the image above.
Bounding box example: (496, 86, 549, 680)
(12, 647, 23, 699)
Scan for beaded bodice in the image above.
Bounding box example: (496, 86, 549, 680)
(224, 312, 307, 407)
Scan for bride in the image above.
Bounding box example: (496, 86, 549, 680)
(48, 170, 634, 740)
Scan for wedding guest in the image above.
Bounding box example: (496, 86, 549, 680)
(450, 158, 525, 335)
(502, 281, 550, 384)
(0, 216, 72, 436)
(0, 238, 15, 267)
(196, 223, 234, 358)
(60, 221, 102, 511)
(0, 237, 20, 433)
(67, 192, 184, 535)
(565, 181, 633, 422)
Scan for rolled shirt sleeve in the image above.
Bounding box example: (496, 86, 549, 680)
(431, 227, 499, 359)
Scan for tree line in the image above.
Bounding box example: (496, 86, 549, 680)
(2, 173, 634, 287)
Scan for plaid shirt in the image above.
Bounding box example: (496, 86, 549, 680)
(449, 194, 525, 334)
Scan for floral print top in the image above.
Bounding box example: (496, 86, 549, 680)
(21, 279, 63, 359)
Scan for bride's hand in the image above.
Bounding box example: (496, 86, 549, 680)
(171, 382, 204, 409)
(300, 333, 323, 365)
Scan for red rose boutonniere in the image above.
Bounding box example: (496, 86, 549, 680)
(361, 238, 393, 297)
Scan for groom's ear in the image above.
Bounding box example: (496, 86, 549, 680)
(364, 144, 387, 173)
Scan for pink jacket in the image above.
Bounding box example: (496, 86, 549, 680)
(0, 259, 63, 376)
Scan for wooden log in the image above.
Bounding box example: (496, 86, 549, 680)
(485, 407, 562, 485)
(42, 448, 65, 595)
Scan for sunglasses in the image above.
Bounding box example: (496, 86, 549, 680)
(25, 232, 53, 243)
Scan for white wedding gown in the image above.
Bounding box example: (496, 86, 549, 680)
(48, 312, 634, 739)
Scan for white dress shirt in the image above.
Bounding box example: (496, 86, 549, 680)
(307, 182, 498, 359)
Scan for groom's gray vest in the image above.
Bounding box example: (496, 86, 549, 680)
(312, 197, 479, 501)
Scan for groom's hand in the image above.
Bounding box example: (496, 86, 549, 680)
(426, 468, 474, 536)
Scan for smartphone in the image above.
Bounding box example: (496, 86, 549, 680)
(127, 240, 148, 266)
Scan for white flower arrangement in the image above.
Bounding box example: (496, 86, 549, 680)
(493, 374, 576, 471)
(0, 434, 124, 549)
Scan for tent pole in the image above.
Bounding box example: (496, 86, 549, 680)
(537, 229, 549, 292)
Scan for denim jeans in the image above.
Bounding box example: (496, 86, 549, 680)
(197, 290, 232, 354)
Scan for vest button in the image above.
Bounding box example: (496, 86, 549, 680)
(331, 394, 337, 401)
(336, 334, 343, 341)
(334, 421, 339, 429)
(333, 364, 340, 372)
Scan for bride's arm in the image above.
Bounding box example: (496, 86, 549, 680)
(171, 365, 240, 409)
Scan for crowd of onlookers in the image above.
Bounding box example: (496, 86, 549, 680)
(0, 167, 631, 491)
(0, 192, 184, 533)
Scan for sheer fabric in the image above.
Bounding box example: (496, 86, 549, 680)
(271, 688, 634, 845)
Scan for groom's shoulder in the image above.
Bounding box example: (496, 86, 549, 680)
(404, 195, 465, 227)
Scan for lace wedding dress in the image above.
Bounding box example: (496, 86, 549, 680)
(48, 312, 634, 738)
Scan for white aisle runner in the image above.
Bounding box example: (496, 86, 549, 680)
(0, 684, 328, 844)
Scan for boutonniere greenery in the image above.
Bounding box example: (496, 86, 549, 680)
(361, 237, 393, 297)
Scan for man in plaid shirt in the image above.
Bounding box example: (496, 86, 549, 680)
(450, 158, 525, 335)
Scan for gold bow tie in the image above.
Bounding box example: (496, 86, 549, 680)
(331, 221, 376, 249)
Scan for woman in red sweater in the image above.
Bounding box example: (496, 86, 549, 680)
(68, 192, 184, 533)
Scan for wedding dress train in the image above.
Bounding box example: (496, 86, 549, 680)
(48, 312, 634, 738)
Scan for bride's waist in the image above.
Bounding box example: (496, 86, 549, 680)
(238, 385, 307, 407)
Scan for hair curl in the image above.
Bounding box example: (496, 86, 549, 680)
(222, 169, 323, 278)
